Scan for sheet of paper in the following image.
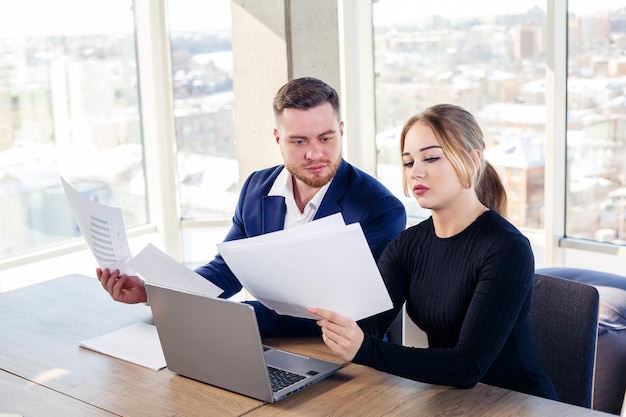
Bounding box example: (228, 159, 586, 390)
(127, 243, 222, 298)
(60, 176, 134, 275)
(223, 212, 347, 250)
(79, 322, 166, 371)
(217, 220, 393, 321)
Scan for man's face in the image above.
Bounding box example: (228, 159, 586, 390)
(274, 102, 343, 189)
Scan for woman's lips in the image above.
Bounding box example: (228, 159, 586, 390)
(413, 185, 428, 195)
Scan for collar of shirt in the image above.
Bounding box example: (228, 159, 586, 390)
(268, 167, 332, 229)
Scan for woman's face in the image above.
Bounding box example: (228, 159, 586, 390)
(401, 121, 465, 211)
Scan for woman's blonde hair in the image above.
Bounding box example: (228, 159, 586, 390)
(400, 104, 507, 216)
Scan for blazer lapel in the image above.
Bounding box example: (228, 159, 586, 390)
(261, 195, 286, 233)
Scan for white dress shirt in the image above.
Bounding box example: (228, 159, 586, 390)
(267, 167, 332, 229)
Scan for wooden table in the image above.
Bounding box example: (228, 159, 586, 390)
(254, 339, 612, 417)
(0, 274, 612, 417)
(0, 370, 118, 416)
(0, 274, 262, 417)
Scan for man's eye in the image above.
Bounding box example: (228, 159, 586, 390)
(320, 137, 332, 143)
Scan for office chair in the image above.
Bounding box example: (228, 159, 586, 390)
(537, 267, 626, 415)
(530, 273, 600, 409)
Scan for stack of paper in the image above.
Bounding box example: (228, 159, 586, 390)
(217, 214, 393, 321)
(60, 175, 222, 298)
(79, 322, 166, 371)
(61, 176, 134, 275)
(127, 243, 222, 297)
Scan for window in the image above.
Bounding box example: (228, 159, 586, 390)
(566, 1, 626, 245)
(0, 0, 146, 259)
(166, 0, 237, 221)
(3, 1, 625, 286)
(372, 1, 547, 230)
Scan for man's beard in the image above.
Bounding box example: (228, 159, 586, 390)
(286, 158, 341, 188)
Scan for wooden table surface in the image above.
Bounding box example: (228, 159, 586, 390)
(0, 274, 262, 417)
(251, 339, 612, 417)
(0, 274, 613, 417)
(0, 370, 118, 416)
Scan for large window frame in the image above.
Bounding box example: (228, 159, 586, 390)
(346, 0, 626, 271)
(545, 0, 626, 269)
(2, 0, 625, 289)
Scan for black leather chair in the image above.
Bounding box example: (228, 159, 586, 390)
(537, 267, 626, 415)
(530, 273, 599, 408)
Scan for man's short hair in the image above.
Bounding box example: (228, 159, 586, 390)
(272, 77, 340, 120)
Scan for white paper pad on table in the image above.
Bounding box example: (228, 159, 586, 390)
(79, 322, 166, 371)
(217, 214, 393, 321)
(127, 243, 222, 297)
(60, 176, 134, 275)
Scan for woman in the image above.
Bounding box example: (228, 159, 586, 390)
(311, 104, 558, 400)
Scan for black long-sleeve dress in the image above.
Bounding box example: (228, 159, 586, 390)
(356, 210, 559, 400)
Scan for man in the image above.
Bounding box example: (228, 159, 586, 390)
(98, 77, 407, 337)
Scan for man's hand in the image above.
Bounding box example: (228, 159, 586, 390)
(96, 268, 148, 304)
(310, 307, 364, 361)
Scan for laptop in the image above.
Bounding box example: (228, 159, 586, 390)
(144, 283, 342, 403)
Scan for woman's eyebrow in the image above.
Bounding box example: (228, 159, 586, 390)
(402, 145, 442, 157)
(401, 145, 441, 156)
(419, 145, 442, 152)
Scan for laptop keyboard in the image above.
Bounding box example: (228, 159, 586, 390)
(267, 366, 306, 392)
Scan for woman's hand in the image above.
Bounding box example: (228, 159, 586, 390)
(310, 308, 364, 361)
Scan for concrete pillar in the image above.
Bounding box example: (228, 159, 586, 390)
(231, 0, 341, 181)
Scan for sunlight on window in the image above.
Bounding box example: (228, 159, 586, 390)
(566, 1, 626, 245)
(373, 1, 547, 229)
(0, 0, 146, 258)
(167, 0, 238, 220)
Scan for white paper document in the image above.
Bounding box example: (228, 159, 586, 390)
(217, 214, 393, 321)
(79, 322, 166, 371)
(127, 243, 222, 297)
(60, 176, 134, 275)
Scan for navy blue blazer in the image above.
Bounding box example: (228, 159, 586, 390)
(194, 159, 407, 337)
